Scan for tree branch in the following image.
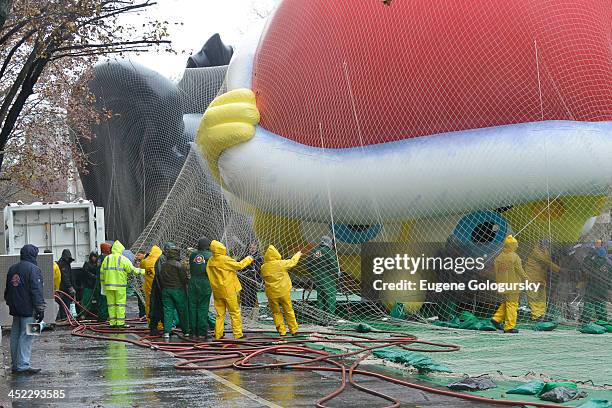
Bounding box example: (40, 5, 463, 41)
(51, 38, 169, 52)
(0, 28, 36, 81)
(0, 35, 57, 163)
(78, 1, 155, 28)
(0, 15, 27, 46)
(0, 37, 41, 128)
(51, 48, 152, 60)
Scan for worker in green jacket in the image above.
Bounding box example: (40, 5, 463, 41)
(100, 241, 144, 327)
(580, 246, 611, 323)
(159, 245, 190, 339)
(304, 236, 339, 315)
(188, 237, 213, 338)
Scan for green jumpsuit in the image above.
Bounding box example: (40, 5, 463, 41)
(580, 251, 611, 323)
(304, 244, 338, 315)
(188, 249, 213, 337)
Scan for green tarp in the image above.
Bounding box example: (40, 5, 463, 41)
(373, 348, 452, 373)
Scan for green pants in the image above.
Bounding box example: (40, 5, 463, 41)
(162, 288, 189, 335)
(189, 276, 212, 337)
(95, 289, 108, 322)
(80, 287, 95, 316)
(137, 294, 146, 318)
(315, 276, 337, 315)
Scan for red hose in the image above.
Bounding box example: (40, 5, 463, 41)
(53, 294, 577, 408)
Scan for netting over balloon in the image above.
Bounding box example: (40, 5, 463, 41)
(76, 60, 229, 246)
(85, 1, 611, 331)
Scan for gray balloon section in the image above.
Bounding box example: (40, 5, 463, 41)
(74, 36, 232, 246)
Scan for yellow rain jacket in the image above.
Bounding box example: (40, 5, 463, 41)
(261, 245, 301, 299)
(494, 235, 528, 293)
(524, 246, 560, 284)
(492, 235, 528, 331)
(206, 240, 253, 299)
(53, 261, 61, 291)
(140, 245, 162, 315)
(100, 240, 144, 291)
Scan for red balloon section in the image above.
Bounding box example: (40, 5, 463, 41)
(252, 0, 611, 148)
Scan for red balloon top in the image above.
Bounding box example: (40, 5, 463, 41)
(252, 0, 611, 148)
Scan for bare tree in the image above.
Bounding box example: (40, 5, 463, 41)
(0, 0, 173, 199)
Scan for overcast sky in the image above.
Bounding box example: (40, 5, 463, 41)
(120, 0, 278, 79)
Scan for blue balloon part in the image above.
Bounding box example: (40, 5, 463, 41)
(333, 224, 382, 244)
(453, 211, 508, 254)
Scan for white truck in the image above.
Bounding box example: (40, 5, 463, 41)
(3, 200, 106, 265)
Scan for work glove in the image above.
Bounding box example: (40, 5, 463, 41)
(197, 88, 260, 181)
(35, 308, 45, 323)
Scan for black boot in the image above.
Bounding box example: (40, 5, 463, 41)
(504, 328, 519, 333)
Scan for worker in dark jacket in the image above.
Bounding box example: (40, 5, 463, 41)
(148, 243, 172, 335)
(56, 249, 76, 320)
(4, 244, 46, 374)
(80, 252, 99, 316)
(159, 245, 190, 339)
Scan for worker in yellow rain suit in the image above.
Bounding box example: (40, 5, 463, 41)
(491, 235, 528, 333)
(100, 240, 144, 327)
(140, 245, 162, 318)
(206, 240, 253, 339)
(524, 240, 560, 321)
(260, 245, 302, 336)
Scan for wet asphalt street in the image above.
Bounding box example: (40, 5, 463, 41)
(0, 324, 500, 408)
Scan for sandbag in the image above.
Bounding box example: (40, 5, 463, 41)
(539, 386, 587, 403)
(373, 349, 452, 373)
(434, 312, 497, 331)
(506, 380, 545, 395)
(541, 381, 578, 393)
(457, 311, 495, 331)
(534, 321, 558, 331)
(433, 317, 461, 328)
(473, 319, 497, 331)
(355, 323, 372, 333)
(578, 323, 606, 334)
(457, 311, 479, 329)
(594, 320, 612, 333)
(448, 376, 496, 391)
